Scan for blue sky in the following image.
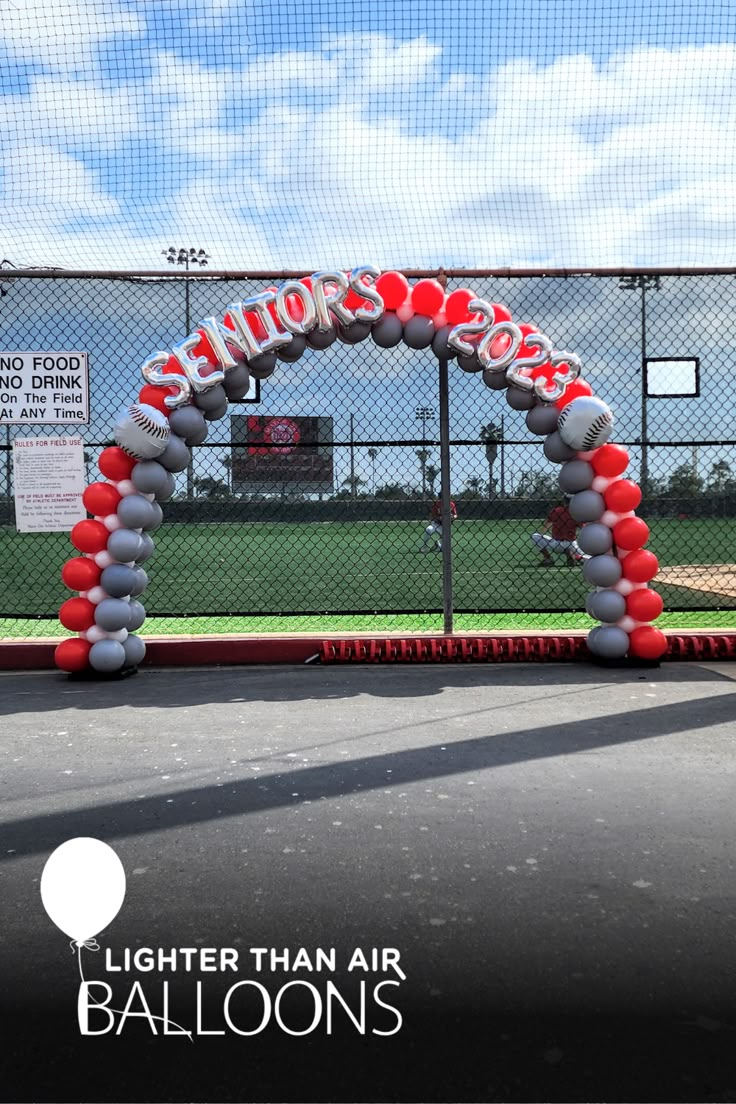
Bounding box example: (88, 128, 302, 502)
(1, 0, 736, 269)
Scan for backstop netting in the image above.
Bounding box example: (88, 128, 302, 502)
(2, 0, 735, 270)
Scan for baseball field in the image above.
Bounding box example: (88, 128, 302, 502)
(2, 515, 735, 636)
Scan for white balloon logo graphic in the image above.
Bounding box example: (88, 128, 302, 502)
(40, 837, 126, 944)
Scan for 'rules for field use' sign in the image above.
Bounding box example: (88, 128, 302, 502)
(0, 351, 89, 424)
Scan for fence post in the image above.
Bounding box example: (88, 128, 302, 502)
(438, 357, 454, 634)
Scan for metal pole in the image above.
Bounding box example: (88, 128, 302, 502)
(640, 284, 649, 495)
(184, 255, 195, 500)
(421, 415, 427, 496)
(500, 414, 506, 498)
(438, 358, 454, 635)
(349, 413, 356, 499)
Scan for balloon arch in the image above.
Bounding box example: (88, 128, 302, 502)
(54, 267, 667, 673)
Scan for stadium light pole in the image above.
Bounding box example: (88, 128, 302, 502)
(0, 272, 11, 506)
(415, 406, 435, 495)
(162, 246, 210, 498)
(619, 273, 659, 495)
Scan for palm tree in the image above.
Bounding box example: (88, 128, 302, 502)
(221, 453, 232, 492)
(367, 447, 379, 494)
(425, 464, 439, 496)
(479, 422, 503, 498)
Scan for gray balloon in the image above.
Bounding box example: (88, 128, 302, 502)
(127, 599, 146, 631)
(591, 625, 630, 659)
(143, 501, 163, 531)
(89, 639, 126, 673)
(568, 489, 605, 523)
(131, 460, 169, 495)
(588, 589, 627, 624)
(307, 327, 337, 350)
(135, 533, 155, 564)
(338, 320, 372, 345)
(482, 367, 508, 390)
(155, 471, 176, 503)
(431, 325, 458, 361)
(168, 405, 208, 445)
(94, 597, 132, 632)
(101, 563, 138, 597)
(578, 522, 613, 556)
(277, 334, 307, 361)
(117, 494, 156, 530)
(122, 633, 147, 667)
(158, 435, 191, 473)
(586, 625, 603, 653)
(248, 353, 277, 379)
(194, 384, 227, 412)
(129, 567, 149, 597)
(107, 528, 144, 563)
(506, 386, 536, 411)
(203, 401, 228, 421)
(222, 364, 252, 402)
(583, 554, 622, 587)
(526, 404, 560, 435)
(558, 460, 594, 494)
(459, 351, 481, 373)
(543, 431, 577, 463)
(585, 591, 598, 617)
(371, 314, 403, 349)
(403, 315, 435, 349)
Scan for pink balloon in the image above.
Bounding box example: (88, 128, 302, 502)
(396, 300, 415, 323)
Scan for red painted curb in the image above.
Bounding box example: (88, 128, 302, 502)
(2, 630, 736, 671)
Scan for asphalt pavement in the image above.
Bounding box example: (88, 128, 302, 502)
(1, 660, 735, 1103)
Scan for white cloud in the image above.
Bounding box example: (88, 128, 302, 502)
(2, 35, 736, 268)
(0, 0, 144, 73)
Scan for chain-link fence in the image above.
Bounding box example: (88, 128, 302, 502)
(1, 270, 735, 628)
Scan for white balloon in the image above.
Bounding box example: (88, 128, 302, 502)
(87, 586, 108, 605)
(116, 480, 136, 497)
(601, 510, 622, 528)
(615, 579, 635, 596)
(85, 625, 108, 643)
(396, 300, 414, 323)
(94, 551, 114, 569)
(106, 628, 129, 642)
(591, 476, 612, 492)
(103, 515, 123, 532)
(40, 837, 126, 944)
(617, 615, 637, 633)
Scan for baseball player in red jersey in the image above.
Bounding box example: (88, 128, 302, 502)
(420, 498, 457, 553)
(531, 500, 585, 566)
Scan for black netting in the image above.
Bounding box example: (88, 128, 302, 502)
(2, 2, 736, 268)
(1, 271, 734, 626)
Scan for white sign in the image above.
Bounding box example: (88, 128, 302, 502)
(12, 437, 86, 532)
(0, 351, 89, 424)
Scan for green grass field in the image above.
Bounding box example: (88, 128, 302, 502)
(2, 517, 735, 638)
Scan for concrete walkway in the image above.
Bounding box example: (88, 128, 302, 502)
(1, 662, 735, 1102)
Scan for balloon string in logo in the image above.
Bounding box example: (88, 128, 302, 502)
(75, 941, 194, 1043)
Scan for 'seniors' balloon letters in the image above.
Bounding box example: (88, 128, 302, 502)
(54, 267, 666, 672)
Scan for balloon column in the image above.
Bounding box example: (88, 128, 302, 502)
(55, 267, 666, 672)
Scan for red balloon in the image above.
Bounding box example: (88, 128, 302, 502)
(59, 597, 96, 632)
(613, 516, 650, 550)
(411, 279, 445, 317)
(591, 443, 629, 478)
(82, 481, 122, 517)
(604, 479, 642, 513)
(626, 588, 664, 621)
(556, 379, 593, 409)
(61, 556, 102, 591)
(490, 333, 512, 360)
(491, 302, 512, 323)
(445, 289, 477, 326)
(621, 549, 659, 582)
(376, 271, 409, 310)
(55, 637, 92, 673)
(70, 519, 109, 554)
(629, 625, 667, 660)
(192, 329, 222, 364)
(138, 383, 175, 414)
(99, 446, 135, 481)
